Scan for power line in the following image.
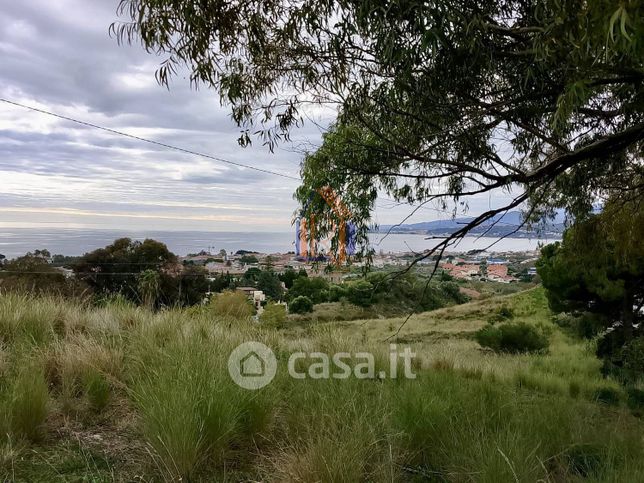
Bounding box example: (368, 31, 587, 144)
(0, 97, 525, 227)
(0, 270, 220, 277)
(0, 98, 300, 181)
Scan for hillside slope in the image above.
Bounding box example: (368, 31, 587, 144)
(0, 290, 642, 481)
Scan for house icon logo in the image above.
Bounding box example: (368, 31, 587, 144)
(228, 341, 277, 390)
(240, 351, 265, 377)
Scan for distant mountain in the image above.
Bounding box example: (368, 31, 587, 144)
(377, 210, 566, 238)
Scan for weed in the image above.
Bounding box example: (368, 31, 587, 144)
(626, 388, 644, 415)
(593, 387, 621, 406)
(209, 291, 255, 319)
(8, 360, 49, 441)
(84, 370, 111, 413)
(475, 322, 550, 354)
(563, 444, 604, 478)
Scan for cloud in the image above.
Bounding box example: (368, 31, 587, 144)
(0, 0, 314, 231)
(0, 0, 516, 237)
(181, 170, 267, 185)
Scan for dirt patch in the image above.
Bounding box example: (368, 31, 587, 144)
(46, 398, 149, 479)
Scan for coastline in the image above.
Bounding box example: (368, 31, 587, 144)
(0, 227, 560, 259)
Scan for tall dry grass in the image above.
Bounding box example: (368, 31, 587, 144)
(0, 289, 644, 481)
(5, 358, 49, 442)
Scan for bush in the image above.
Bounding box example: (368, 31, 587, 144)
(553, 312, 604, 339)
(475, 322, 550, 354)
(593, 387, 621, 406)
(598, 336, 644, 384)
(622, 337, 644, 383)
(563, 444, 604, 478)
(289, 296, 313, 314)
(438, 281, 469, 304)
(260, 303, 287, 328)
(488, 304, 514, 324)
(497, 305, 514, 319)
(327, 284, 348, 302)
(287, 277, 329, 304)
(569, 381, 581, 399)
(626, 388, 644, 415)
(346, 280, 374, 308)
(256, 270, 284, 300)
(209, 291, 255, 319)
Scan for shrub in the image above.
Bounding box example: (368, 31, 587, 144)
(209, 291, 254, 319)
(438, 281, 469, 304)
(286, 302, 376, 323)
(626, 388, 644, 415)
(327, 284, 348, 302)
(346, 280, 374, 308)
(553, 312, 604, 339)
(260, 303, 287, 328)
(598, 336, 644, 384)
(622, 337, 644, 383)
(289, 296, 313, 314)
(563, 444, 604, 478)
(569, 381, 581, 399)
(475, 322, 549, 354)
(497, 305, 514, 319)
(488, 304, 515, 324)
(593, 387, 621, 406)
(287, 277, 329, 304)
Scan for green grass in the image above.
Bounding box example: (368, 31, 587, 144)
(6, 358, 49, 442)
(129, 336, 275, 480)
(0, 288, 643, 481)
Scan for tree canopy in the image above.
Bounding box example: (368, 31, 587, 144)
(537, 198, 644, 374)
(114, 0, 643, 260)
(74, 238, 209, 307)
(75, 238, 177, 298)
(0, 253, 85, 297)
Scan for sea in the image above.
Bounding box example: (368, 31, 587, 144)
(0, 228, 561, 259)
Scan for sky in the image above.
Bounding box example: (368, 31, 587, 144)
(0, 1, 514, 233)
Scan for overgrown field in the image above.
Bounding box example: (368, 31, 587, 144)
(1, 288, 643, 481)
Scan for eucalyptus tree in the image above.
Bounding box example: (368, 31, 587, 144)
(113, 0, 644, 260)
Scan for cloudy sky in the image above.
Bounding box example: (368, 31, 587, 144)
(0, 1, 513, 233)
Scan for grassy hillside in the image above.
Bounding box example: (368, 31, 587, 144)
(0, 289, 643, 481)
(319, 288, 628, 402)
